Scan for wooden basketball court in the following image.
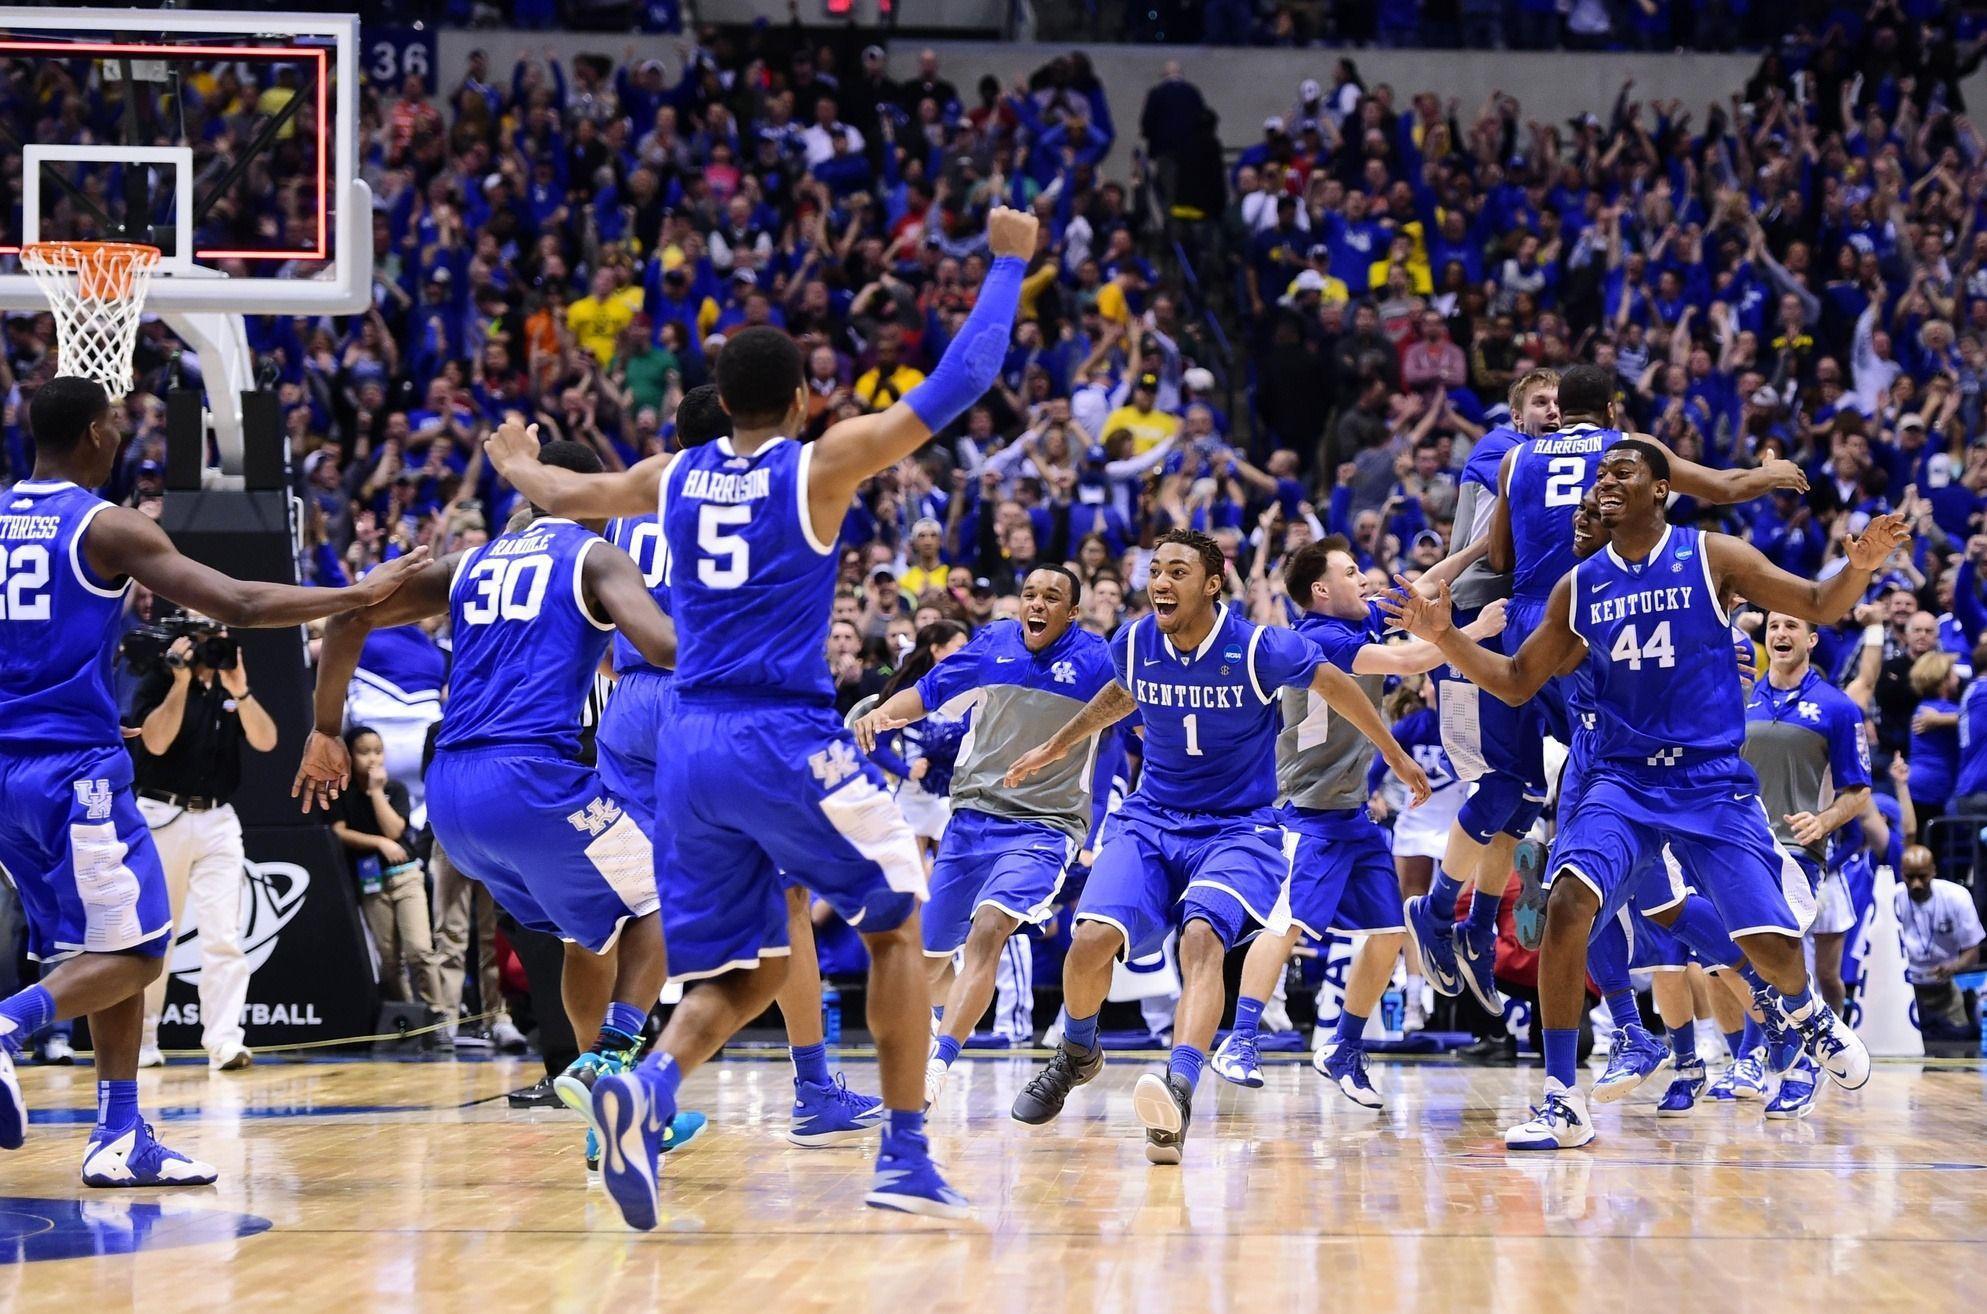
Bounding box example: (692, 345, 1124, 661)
(2, 1052, 1983, 1311)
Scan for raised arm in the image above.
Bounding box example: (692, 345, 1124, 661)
(89, 506, 431, 629)
(1377, 573, 1585, 705)
(853, 685, 930, 753)
(1307, 662, 1432, 805)
(1413, 535, 1489, 593)
(1002, 680, 1136, 787)
(1708, 514, 1909, 625)
(485, 418, 669, 520)
(1647, 432, 1808, 505)
(805, 207, 1037, 540)
(292, 554, 459, 811)
(1353, 599, 1505, 675)
(583, 540, 676, 669)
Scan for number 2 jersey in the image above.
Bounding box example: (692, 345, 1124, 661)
(1505, 422, 1617, 608)
(659, 436, 834, 705)
(435, 517, 614, 757)
(1114, 603, 1324, 815)
(0, 480, 127, 753)
(1567, 524, 1745, 768)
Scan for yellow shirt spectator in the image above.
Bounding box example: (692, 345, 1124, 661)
(1095, 278, 1131, 328)
(854, 363, 927, 412)
(1103, 401, 1179, 455)
(566, 278, 642, 365)
(900, 562, 949, 596)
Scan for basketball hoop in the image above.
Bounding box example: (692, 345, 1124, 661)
(20, 241, 161, 402)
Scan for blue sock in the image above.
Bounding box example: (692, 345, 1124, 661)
(1739, 1016, 1763, 1056)
(1062, 1010, 1099, 1051)
(96, 1079, 138, 1133)
(790, 1041, 830, 1086)
(931, 1004, 944, 1023)
(1664, 895, 1741, 967)
(882, 1107, 928, 1157)
(1465, 889, 1501, 931)
(1723, 1027, 1748, 1059)
(933, 1034, 962, 1067)
(1168, 1044, 1205, 1090)
(0, 985, 54, 1046)
(1428, 869, 1465, 919)
(1780, 985, 1815, 1020)
(1669, 1020, 1696, 1063)
(1333, 1009, 1367, 1047)
(1231, 996, 1265, 1040)
(1543, 1028, 1579, 1089)
(1739, 963, 1769, 994)
(1604, 989, 1641, 1033)
(595, 1002, 646, 1053)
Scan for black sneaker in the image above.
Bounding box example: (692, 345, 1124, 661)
(507, 1074, 563, 1109)
(1011, 1040, 1103, 1124)
(1455, 1035, 1519, 1066)
(1133, 1071, 1193, 1165)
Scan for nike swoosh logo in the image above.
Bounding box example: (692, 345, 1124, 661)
(1142, 657, 1163, 667)
(1590, 580, 1614, 593)
(996, 656, 1018, 663)
(1734, 793, 1752, 802)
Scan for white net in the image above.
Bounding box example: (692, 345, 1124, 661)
(20, 242, 160, 401)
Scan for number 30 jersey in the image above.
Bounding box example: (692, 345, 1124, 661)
(1505, 423, 1618, 605)
(1568, 524, 1745, 768)
(0, 480, 129, 752)
(659, 436, 836, 705)
(437, 517, 613, 757)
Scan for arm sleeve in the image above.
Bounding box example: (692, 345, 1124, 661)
(867, 729, 913, 778)
(904, 255, 1025, 432)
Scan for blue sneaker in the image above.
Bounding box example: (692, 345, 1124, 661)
(1403, 895, 1462, 997)
(1315, 1041, 1383, 1109)
(1750, 987, 1803, 1074)
(1455, 917, 1503, 1015)
(1656, 1060, 1707, 1117)
(787, 1073, 885, 1147)
(866, 1146, 970, 1219)
(1210, 1031, 1265, 1089)
(592, 1069, 671, 1231)
(0, 1045, 23, 1151)
(1512, 839, 1549, 951)
(1765, 1055, 1821, 1120)
(587, 1110, 707, 1172)
(81, 1122, 218, 1187)
(1591, 1024, 1669, 1105)
(1707, 1050, 1768, 1101)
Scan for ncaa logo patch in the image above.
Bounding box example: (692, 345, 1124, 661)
(72, 778, 113, 822)
(1222, 645, 1243, 664)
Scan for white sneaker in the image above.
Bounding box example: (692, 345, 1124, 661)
(0, 1045, 25, 1150)
(924, 1056, 949, 1111)
(1403, 995, 1428, 1033)
(1261, 995, 1294, 1035)
(81, 1122, 218, 1188)
(136, 1045, 165, 1070)
(1504, 1084, 1596, 1151)
(491, 1018, 528, 1053)
(40, 1033, 75, 1064)
(1791, 1001, 1871, 1091)
(211, 1046, 253, 1073)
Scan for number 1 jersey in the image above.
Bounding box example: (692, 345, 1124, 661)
(0, 480, 128, 753)
(659, 436, 836, 705)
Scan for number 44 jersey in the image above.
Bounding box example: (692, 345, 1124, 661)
(659, 436, 837, 704)
(0, 480, 129, 752)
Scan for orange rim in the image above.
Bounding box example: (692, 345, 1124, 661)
(22, 240, 160, 300)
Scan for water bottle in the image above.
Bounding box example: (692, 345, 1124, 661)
(1380, 985, 1405, 1038)
(821, 984, 842, 1046)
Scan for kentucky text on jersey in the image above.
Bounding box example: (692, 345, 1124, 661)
(1587, 584, 1695, 625)
(1128, 678, 1252, 709)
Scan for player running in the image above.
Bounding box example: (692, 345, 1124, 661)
(0, 375, 428, 1185)
(485, 206, 1039, 1226)
(1382, 438, 1901, 1150)
(1001, 529, 1432, 1163)
(852, 565, 1118, 1110)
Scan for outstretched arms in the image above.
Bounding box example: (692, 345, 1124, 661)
(1003, 681, 1137, 786)
(1709, 514, 1910, 625)
(1377, 573, 1586, 705)
(485, 418, 668, 520)
(1309, 661, 1433, 805)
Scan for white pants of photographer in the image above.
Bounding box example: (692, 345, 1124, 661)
(139, 799, 251, 1065)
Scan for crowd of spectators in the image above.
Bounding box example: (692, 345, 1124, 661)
(2, 14, 1987, 883)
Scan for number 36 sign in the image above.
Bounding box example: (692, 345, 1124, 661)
(364, 25, 436, 95)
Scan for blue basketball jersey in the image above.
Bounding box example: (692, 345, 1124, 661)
(0, 480, 128, 752)
(1114, 603, 1324, 815)
(660, 436, 834, 704)
(1568, 525, 1745, 767)
(604, 513, 670, 675)
(1505, 423, 1617, 603)
(436, 518, 613, 757)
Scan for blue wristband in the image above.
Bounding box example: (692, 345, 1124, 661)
(906, 255, 1026, 433)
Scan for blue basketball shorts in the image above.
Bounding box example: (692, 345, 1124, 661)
(922, 808, 1074, 958)
(595, 667, 674, 829)
(0, 746, 171, 963)
(1549, 755, 1815, 939)
(427, 747, 658, 955)
(1074, 795, 1291, 961)
(1506, 596, 1575, 744)
(657, 699, 926, 982)
(1273, 805, 1405, 937)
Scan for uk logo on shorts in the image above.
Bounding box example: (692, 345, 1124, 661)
(567, 798, 624, 837)
(809, 740, 859, 789)
(1052, 660, 1077, 684)
(73, 778, 113, 822)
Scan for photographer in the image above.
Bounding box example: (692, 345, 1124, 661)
(124, 622, 276, 1071)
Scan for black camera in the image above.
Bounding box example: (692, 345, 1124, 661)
(119, 613, 237, 675)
